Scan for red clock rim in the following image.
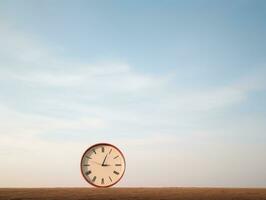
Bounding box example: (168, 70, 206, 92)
(80, 143, 126, 188)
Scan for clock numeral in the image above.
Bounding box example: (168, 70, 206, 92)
(115, 164, 122, 166)
(113, 171, 119, 175)
(113, 155, 119, 159)
(83, 164, 90, 166)
(86, 156, 91, 159)
(109, 176, 112, 182)
(92, 176, 96, 182)
(85, 171, 91, 176)
(101, 178, 104, 184)
(109, 148, 112, 154)
(92, 149, 96, 154)
(101, 147, 104, 153)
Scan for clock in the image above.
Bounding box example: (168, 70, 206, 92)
(80, 143, 126, 187)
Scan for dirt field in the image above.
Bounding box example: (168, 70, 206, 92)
(0, 188, 266, 200)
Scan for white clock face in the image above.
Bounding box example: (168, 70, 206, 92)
(80, 143, 126, 187)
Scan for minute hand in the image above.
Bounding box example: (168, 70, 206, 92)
(102, 154, 108, 166)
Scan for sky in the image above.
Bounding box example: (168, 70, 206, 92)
(0, 0, 266, 187)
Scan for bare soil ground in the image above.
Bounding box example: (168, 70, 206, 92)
(0, 188, 266, 200)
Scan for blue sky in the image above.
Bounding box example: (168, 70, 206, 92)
(0, 0, 266, 187)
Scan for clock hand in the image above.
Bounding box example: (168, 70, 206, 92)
(102, 154, 108, 166)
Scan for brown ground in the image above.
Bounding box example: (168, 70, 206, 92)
(0, 188, 266, 200)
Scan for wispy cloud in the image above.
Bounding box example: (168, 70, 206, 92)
(1, 21, 265, 145)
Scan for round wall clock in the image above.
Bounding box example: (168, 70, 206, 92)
(80, 143, 126, 187)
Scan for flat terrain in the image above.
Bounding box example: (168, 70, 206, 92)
(0, 188, 266, 200)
